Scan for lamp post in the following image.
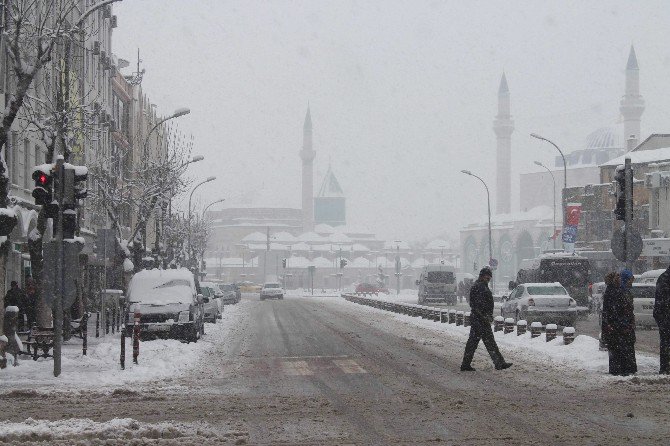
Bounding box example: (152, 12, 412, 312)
(534, 161, 557, 249)
(143, 107, 191, 157)
(202, 198, 225, 220)
(187, 176, 216, 269)
(531, 133, 567, 248)
(461, 170, 493, 266)
(394, 240, 402, 295)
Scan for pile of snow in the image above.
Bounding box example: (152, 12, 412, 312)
(332, 295, 660, 376)
(0, 417, 247, 443)
(0, 301, 246, 391)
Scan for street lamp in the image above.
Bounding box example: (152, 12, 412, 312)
(534, 161, 557, 249)
(394, 240, 402, 295)
(461, 170, 493, 266)
(143, 107, 191, 157)
(202, 198, 225, 220)
(531, 133, 567, 243)
(187, 176, 216, 267)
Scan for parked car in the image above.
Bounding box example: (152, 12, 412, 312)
(126, 268, 204, 342)
(631, 283, 657, 329)
(635, 269, 664, 284)
(199, 281, 223, 323)
(590, 281, 606, 321)
(260, 282, 284, 300)
(218, 283, 240, 305)
(355, 283, 389, 295)
(501, 282, 578, 327)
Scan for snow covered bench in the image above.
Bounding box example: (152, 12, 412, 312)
(24, 327, 55, 361)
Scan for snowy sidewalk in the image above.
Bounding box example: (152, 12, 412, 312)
(0, 301, 246, 392)
(325, 295, 663, 379)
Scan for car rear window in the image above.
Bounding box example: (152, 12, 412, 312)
(426, 271, 454, 283)
(527, 286, 567, 295)
(265, 283, 280, 288)
(631, 286, 655, 299)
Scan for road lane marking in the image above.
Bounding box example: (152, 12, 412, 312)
(281, 360, 313, 376)
(333, 359, 368, 374)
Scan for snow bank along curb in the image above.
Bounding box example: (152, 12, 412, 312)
(340, 293, 660, 375)
(0, 417, 248, 443)
(0, 300, 248, 392)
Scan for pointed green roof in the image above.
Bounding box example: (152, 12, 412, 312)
(317, 166, 344, 198)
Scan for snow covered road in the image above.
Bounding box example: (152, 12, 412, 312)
(2, 293, 670, 444)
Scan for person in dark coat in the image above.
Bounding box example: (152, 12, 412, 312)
(607, 269, 637, 376)
(4, 281, 27, 331)
(24, 276, 37, 330)
(600, 271, 620, 374)
(460, 267, 512, 372)
(654, 265, 670, 375)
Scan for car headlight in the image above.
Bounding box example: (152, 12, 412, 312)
(569, 298, 576, 307)
(178, 311, 190, 323)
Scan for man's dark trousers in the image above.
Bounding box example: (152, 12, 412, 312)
(462, 317, 504, 368)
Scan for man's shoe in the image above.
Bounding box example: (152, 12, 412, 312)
(495, 362, 513, 370)
(460, 365, 476, 372)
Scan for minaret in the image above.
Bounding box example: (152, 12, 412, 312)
(493, 73, 514, 214)
(620, 45, 645, 149)
(300, 105, 315, 231)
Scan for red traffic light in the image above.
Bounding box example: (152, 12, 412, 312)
(37, 173, 48, 186)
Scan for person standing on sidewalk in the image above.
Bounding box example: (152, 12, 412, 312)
(654, 265, 670, 375)
(460, 266, 512, 372)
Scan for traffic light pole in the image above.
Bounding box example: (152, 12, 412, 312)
(624, 157, 633, 270)
(53, 158, 65, 377)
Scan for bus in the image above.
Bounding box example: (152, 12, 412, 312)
(516, 253, 591, 306)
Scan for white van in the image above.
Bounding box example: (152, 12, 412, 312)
(634, 269, 665, 284)
(631, 283, 657, 329)
(416, 263, 457, 304)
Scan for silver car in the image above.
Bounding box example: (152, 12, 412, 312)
(260, 282, 284, 300)
(631, 283, 656, 329)
(502, 282, 578, 326)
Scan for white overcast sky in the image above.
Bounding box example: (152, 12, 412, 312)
(113, 0, 670, 243)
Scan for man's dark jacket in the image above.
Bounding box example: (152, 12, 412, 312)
(655, 268, 670, 324)
(469, 279, 494, 323)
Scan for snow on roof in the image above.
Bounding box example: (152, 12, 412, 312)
(601, 147, 670, 167)
(291, 242, 311, 251)
(297, 231, 327, 242)
(329, 232, 351, 243)
(273, 231, 297, 242)
(425, 239, 451, 250)
(242, 232, 266, 242)
(465, 205, 554, 228)
(350, 257, 372, 268)
(383, 240, 411, 250)
(127, 268, 195, 305)
(412, 258, 431, 268)
(352, 243, 370, 252)
(312, 256, 333, 268)
(314, 223, 336, 234)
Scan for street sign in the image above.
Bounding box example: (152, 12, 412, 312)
(488, 258, 498, 269)
(641, 238, 670, 257)
(611, 228, 643, 263)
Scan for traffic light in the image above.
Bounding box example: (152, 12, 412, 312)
(32, 167, 53, 206)
(282, 258, 287, 268)
(340, 259, 347, 268)
(73, 165, 88, 200)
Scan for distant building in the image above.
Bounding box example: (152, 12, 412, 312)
(314, 165, 346, 227)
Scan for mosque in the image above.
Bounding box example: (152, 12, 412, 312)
(205, 107, 458, 288)
(460, 46, 643, 284)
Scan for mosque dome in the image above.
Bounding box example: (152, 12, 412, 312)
(585, 127, 621, 149)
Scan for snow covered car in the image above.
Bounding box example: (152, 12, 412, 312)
(631, 283, 656, 329)
(126, 268, 204, 342)
(199, 281, 223, 322)
(218, 283, 240, 305)
(501, 282, 578, 327)
(416, 263, 457, 304)
(260, 282, 284, 300)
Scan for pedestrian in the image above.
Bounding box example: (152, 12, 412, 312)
(653, 265, 670, 375)
(24, 275, 37, 329)
(607, 269, 637, 376)
(460, 266, 513, 372)
(4, 281, 27, 331)
(600, 271, 619, 374)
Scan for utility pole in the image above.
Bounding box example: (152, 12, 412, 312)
(53, 158, 65, 377)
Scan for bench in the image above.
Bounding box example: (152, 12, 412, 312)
(23, 327, 55, 361)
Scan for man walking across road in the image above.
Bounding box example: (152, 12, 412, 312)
(654, 265, 670, 375)
(460, 267, 513, 372)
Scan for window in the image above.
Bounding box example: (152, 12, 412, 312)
(527, 286, 567, 295)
